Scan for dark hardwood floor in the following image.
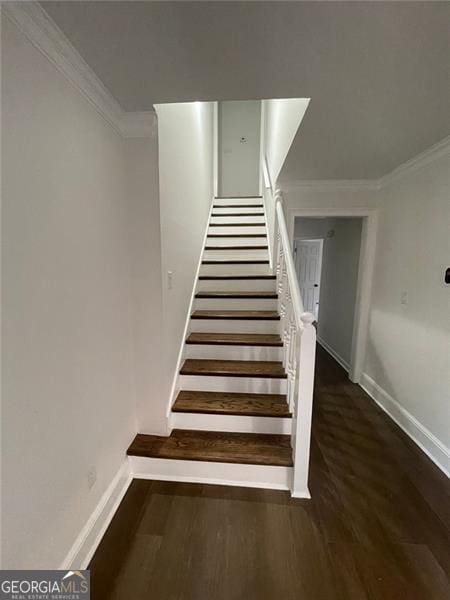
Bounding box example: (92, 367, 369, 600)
(89, 346, 450, 599)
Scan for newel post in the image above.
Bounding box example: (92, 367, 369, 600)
(292, 311, 317, 498)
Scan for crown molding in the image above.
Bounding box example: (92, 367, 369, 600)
(377, 134, 450, 189)
(280, 179, 379, 192)
(2, 1, 156, 138)
(279, 134, 450, 193)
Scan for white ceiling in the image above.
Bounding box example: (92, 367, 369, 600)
(41, 1, 450, 180)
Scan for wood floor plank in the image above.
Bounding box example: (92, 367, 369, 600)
(173, 390, 291, 417)
(127, 430, 293, 466)
(180, 358, 287, 378)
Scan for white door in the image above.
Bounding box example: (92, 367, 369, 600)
(218, 100, 261, 197)
(294, 240, 323, 320)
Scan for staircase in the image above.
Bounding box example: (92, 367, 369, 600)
(127, 194, 316, 496)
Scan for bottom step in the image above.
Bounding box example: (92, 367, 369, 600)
(129, 456, 293, 491)
(127, 430, 293, 467)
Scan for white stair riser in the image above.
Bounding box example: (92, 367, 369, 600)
(171, 412, 292, 434)
(206, 236, 267, 247)
(194, 298, 277, 311)
(179, 374, 287, 394)
(212, 207, 264, 215)
(210, 216, 265, 225)
(200, 264, 271, 276)
(190, 319, 280, 334)
(184, 344, 283, 361)
(203, 249, 269, 260)
(130, 457, 292, 491)
(208, 226, 266, 236)
(197, 279, 276, 292)
(214, 197, 263, 205)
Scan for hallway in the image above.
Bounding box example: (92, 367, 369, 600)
(89, 347, 450, 599)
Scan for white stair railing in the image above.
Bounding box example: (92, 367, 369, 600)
(273, 190, 317, 498)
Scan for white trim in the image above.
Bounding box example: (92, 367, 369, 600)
(258, 101, 266, 196)
(262, 155, 273, 194)
(360, 373, 450, 478)
(279, 134, 450, 192)
(130, 456, 293, 491)
(291, 489, 311, 499)
(60, 460, 132, 570)
(378, 134, 450, 189)
(3, 1, 156, 138)
(120, 111, 157, 139)
(281, 179, 379, 192)
(213, 102, 219, 197)
(287, 207, 378, 384)
(317, 337, 349, 372)
(165, 197, 215, 419)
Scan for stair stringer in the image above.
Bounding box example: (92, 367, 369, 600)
(165, 197, 216, 423)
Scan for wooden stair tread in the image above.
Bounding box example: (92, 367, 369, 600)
(207, 234, 267, 238)
(205, 245, 268, 250)
(210, 223, 265, 227)
(198, 275, 276, 280)
(186, 332, 283, 346)
(191, 310, 279, 320)
(173, 391, 291, 417)
(195, 291, 277, 299)
(211, 212, 265, 217)
(202, 259, 269, 265)
(127, 430, 293, 466)
(213, 204, 263, 208)
(180, 359, 287, 378)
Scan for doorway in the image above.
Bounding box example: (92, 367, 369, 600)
(293, 216, 365, 379)
(218, 100, 261, 197)
(294, 239, 323, 320)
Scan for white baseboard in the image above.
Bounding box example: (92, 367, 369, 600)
(317, 337, 350, 372)
(60, 460, 132, 570)
(360, 373, 450, 477)
(291, 489, 311, 499)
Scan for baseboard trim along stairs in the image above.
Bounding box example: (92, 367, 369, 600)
(127, 196, 299, 491)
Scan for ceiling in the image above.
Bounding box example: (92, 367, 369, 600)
(41, 1, 450, 180)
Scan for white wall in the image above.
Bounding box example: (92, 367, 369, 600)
(261, 99, 310, 263)
(262, 98, 309, 188)
(124, 137, 166, 434)
(218, 100, 261, 197)
(2, 17, 139, 568)
(156, 102, 214, 408)
(295, 217, 363, 367)
(364, 153, 450, 464)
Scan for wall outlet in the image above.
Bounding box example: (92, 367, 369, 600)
(400, 291, 409, 306)
(87, 466, 97, 490)
(167, 271, 173, 290)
